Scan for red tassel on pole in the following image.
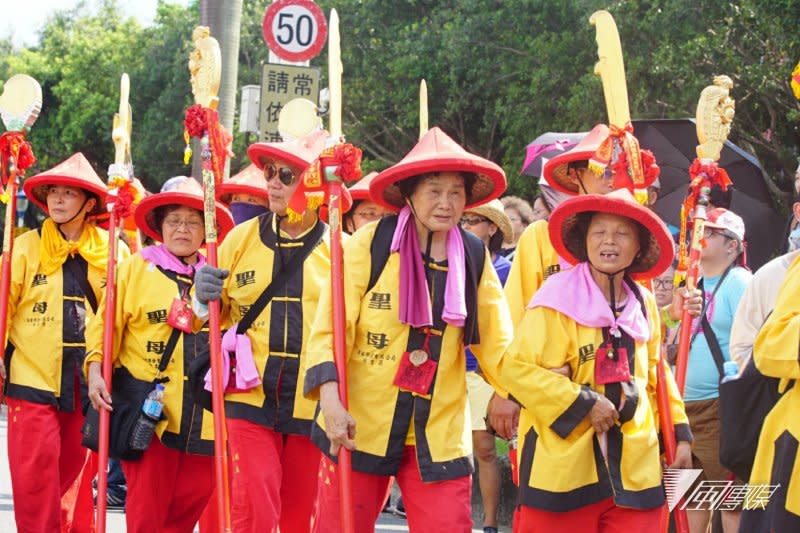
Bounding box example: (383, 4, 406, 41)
(0, 131, 36, 403)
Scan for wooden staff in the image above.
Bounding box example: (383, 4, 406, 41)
(0, 74, 41, 402)
(187, 26, 232, 532)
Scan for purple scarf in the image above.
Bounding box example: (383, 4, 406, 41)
(389, 206, 467, 328)
(140, 244, 206, 276)
(529, 262, 650, 342)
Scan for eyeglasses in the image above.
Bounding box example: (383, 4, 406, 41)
(163, 217, 204, 231)
(264, 163, 297, 186)
(703, 228, 731, 240)
(653, 279, 673, 290)
(460, 215, 489, 226)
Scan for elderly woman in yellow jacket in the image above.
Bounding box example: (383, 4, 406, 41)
(2, 153, 111, 533)
(501, 189, 693, 532)
(740, 258, 800, 533)
(303, 127, 514, 533)
(85, 177, 234, 533)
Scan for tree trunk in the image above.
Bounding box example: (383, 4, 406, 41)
(197, 0, 243, 180)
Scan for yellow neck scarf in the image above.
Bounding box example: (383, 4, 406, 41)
(39, 218, 109, 275)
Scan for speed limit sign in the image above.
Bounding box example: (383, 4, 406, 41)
(263, 0, 328, 62)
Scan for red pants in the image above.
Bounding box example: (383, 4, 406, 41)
(122, 436, 215, 533)
(312, 446, 472, 533)
(517, 498, 665, 533)
(6, 396, 95, 533)
(227, 418, 320, 533)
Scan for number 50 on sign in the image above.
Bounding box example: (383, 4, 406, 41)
(262, 0, 328, 62)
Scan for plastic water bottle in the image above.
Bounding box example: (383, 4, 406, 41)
(129, 384, 165, 451)
(721, 361, 739, 383)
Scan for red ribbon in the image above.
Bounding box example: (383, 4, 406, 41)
(0, 131, 36, 187)
(183, 104, 233, 183)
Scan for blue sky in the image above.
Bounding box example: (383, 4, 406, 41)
(3, 0, 191, 47)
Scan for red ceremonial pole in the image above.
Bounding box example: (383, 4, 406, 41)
(95, 182, 121, 533)
(674, 187, 710, 394)
(200, 132, 232, 533)
(0, 168, 19, 403)
(325, 170, 355, 533)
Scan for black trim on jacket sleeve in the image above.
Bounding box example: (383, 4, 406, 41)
(550, 385, 598, 439)
(303, 361, 339, 396)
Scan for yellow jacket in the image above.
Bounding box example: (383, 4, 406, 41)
(749, 255, 800, 522)
(504, 219, 561, 329)
(304, 220, 514, 482)
(4, 226, 117, 411)
(216, 213, 330, 435)
(500, 280, 691, 511)
(84, 253, 214, 454)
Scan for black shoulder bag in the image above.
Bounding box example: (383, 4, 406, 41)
(187, 221, 325, 410)
(82, 327, 181, 460)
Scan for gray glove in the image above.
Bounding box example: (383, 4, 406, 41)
(195, 264, 229, 304)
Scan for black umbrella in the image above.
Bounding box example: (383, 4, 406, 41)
(632, 119, 782, 270)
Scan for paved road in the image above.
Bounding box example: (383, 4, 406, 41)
(0, 405, 498, 532)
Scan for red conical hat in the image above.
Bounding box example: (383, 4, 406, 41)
(542, 124, 610, 195)
(347, 171, 379, 202)
(134, 176, 234, 243)
(246, 130, 328, 172)
(548, 188, 674, 280)
(216, 164, 268, 205)
(370, 127, 506, 211)
(23, 152, 108, 215)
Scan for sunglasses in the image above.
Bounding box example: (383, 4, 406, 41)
(264, 163, 297, 186)
(460, 215, 489, 226)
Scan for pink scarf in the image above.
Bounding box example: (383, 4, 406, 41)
(140, 244, 206, 276)
(390, 206, 467, 328)
(204, 327, 262, 392)
(529, 262, 650, 342)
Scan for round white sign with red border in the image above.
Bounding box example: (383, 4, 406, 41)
(262, 0, 328, 62)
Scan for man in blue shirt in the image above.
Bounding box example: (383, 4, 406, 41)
(685, 208, 752, 533)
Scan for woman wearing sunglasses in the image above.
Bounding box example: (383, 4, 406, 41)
(193, 131, 333, 533)
(303, 127, 515, 532)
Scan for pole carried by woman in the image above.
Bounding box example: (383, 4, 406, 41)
(0, 74, 41, 400)
(673, 76, 737, 394)
(183, 26, 234, 532)
(95, 72, 142, 533)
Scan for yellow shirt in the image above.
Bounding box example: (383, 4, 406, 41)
(217, 213, 331, 435)
(304, 220, 514, 482)
(749, 254, 800, 519)
(500, 282, 690, 511)
(504, 219, 562, 329)
(4, 225, 123, 410)
(84, 253, 214, 454)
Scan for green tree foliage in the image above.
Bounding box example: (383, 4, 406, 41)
(1, 0, 798, 204)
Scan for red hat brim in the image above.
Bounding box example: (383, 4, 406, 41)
(216, 183, 270, 205)
(23, 153, 108, 216)
(542, 124, 609, 195)
(134, 192, 235, 243)
(369, 128, 506, 211)
(548, 191, 675, 280)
